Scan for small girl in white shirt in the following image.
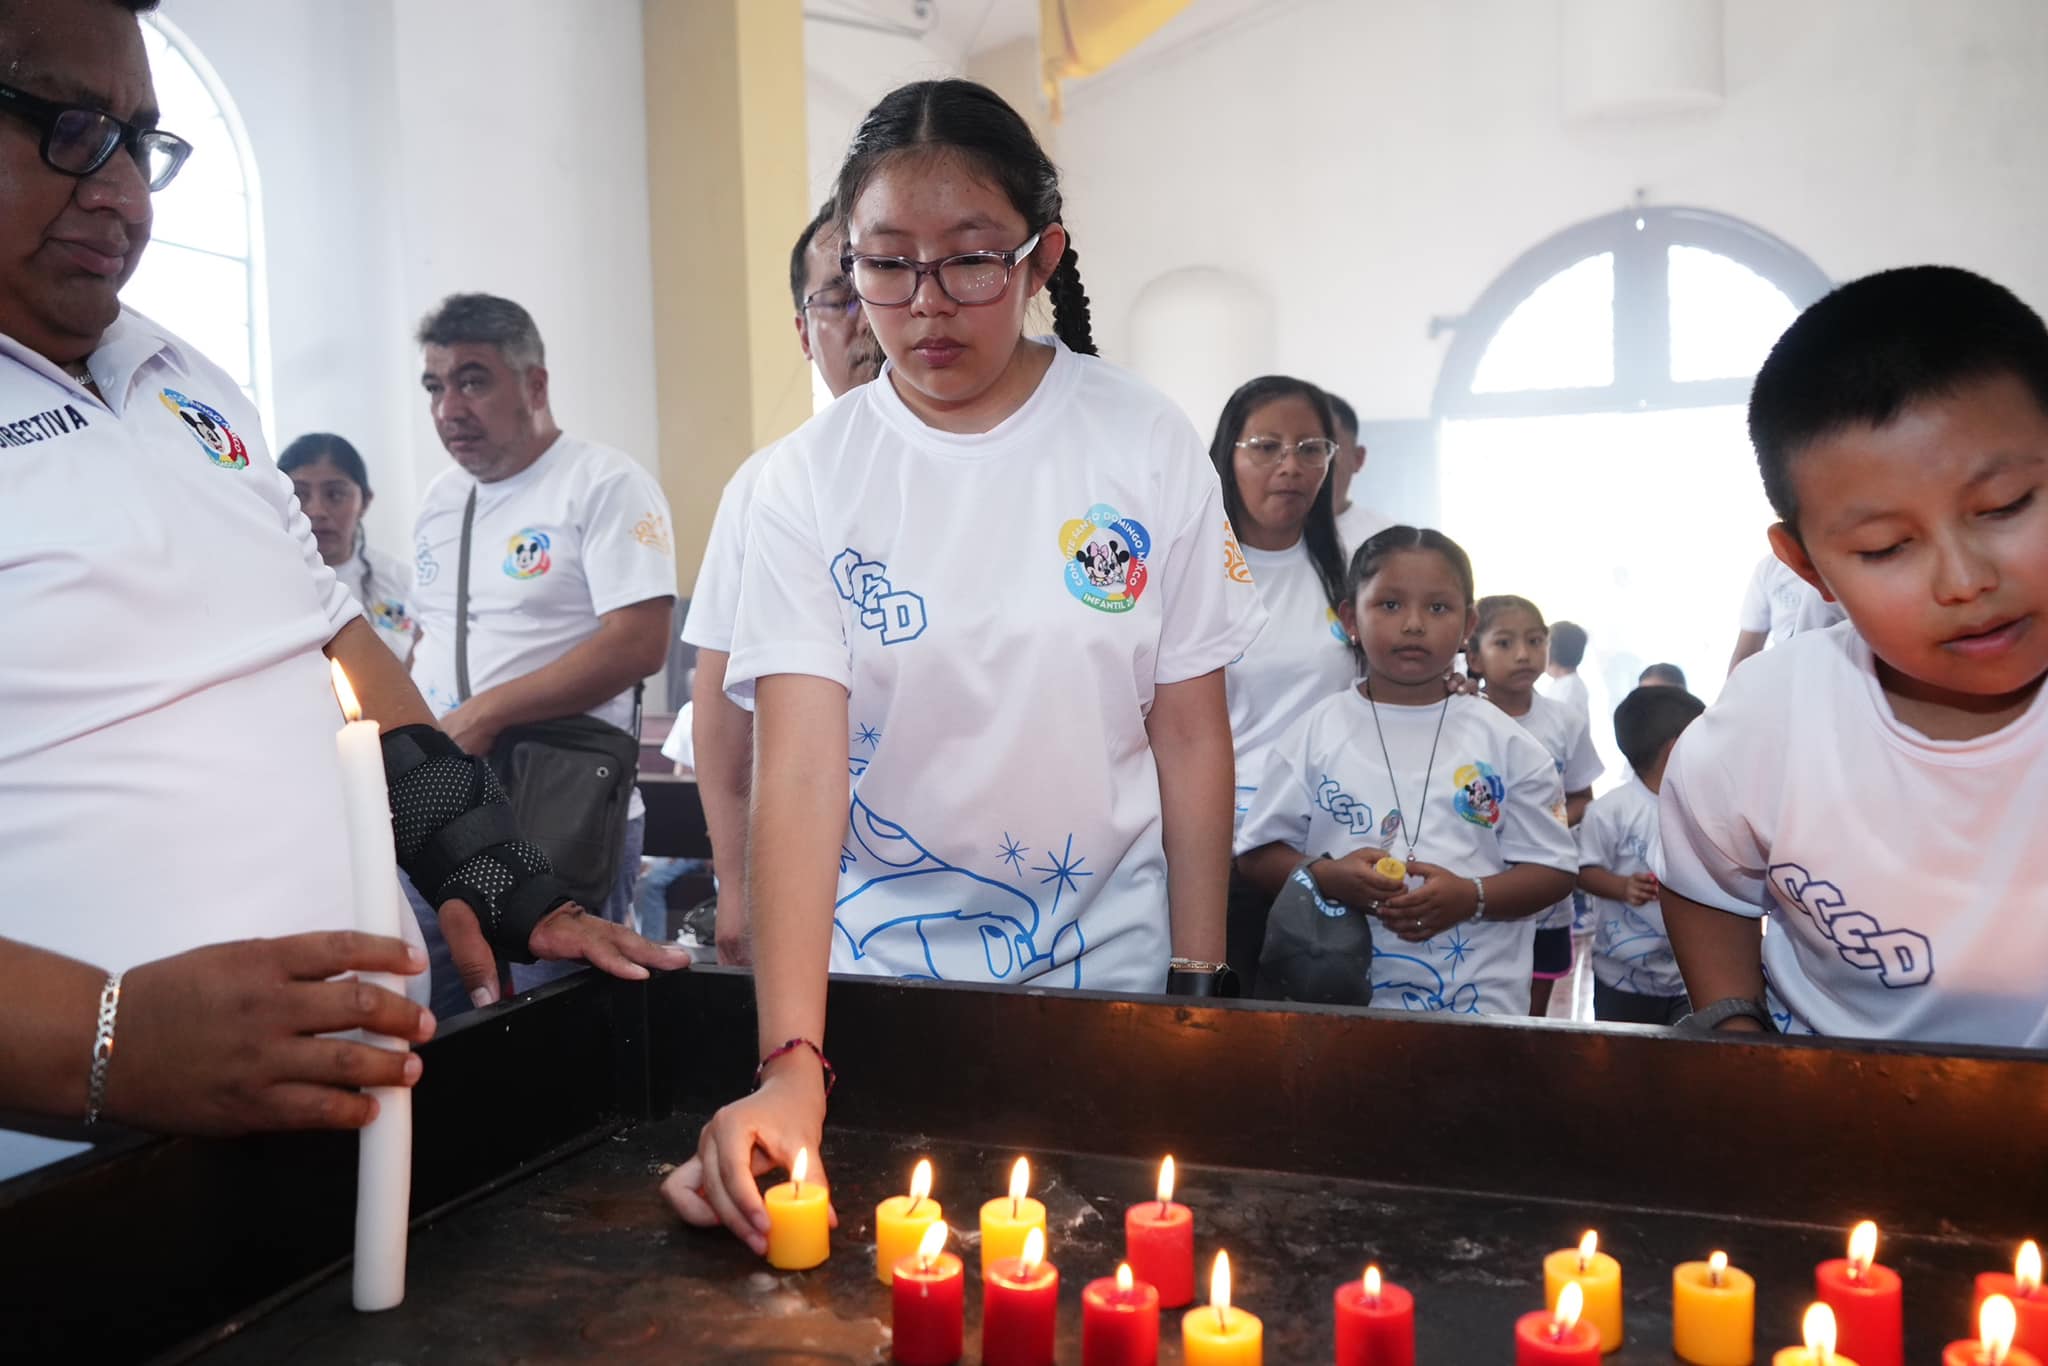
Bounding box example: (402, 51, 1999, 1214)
(1467, 594, 1602, 1014)
(1236, 527, 1579, 1015)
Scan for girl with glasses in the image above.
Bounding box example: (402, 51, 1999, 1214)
(663, 78, 1264, 1255)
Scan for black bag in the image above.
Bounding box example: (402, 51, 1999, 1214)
(456, 487, 640, 910)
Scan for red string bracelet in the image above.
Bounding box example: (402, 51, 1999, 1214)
(754, 1037, 836, 1097)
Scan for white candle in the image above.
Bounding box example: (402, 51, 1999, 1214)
(331, 661, 412, 1313)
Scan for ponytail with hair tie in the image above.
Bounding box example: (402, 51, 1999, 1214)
(1047, 241, 1098, 356)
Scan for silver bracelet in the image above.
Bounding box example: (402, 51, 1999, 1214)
(1470, 875, 1487, 922)
(85, 971, 123, 1126)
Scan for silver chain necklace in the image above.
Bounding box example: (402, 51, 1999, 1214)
(1364, 678, 1452, 865)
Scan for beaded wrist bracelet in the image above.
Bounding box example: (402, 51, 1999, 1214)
(754, 1037, 837, 1097)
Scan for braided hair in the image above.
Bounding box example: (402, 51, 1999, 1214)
(833, 79, 1098, 357)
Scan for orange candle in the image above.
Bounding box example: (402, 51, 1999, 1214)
(763, 1147, 830, 1270)
(1945, 1294, 2045, 1366)
(980, 1157, 1048, 1277)
(1773, 1303, 1863, 1366)
(875, 1158, 942, 1285)
(1182, 1251, 1262, 1366)
(1544, 1230, 1623, 1353)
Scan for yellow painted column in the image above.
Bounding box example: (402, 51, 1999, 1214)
(643, 0, 809, 585)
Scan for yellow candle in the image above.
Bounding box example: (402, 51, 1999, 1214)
(875, 1158, 942, 1285)
(764, 1147, 830, 1270)
(1183, 1251, 1263, 1366)
(1546, 1230, 1624, 1353)
(1674, 1252, 1756, 1366)
(979, 1157, 1048, 1277)
(1772, 1302, 1862, 1366)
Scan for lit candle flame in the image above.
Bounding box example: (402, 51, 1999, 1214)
(1364, 1265, 1382, 1300)
(1020, 1226, 1046, 1274)
(1802, 1302, 1838, 1362)
(1009, 1157, 1030, 1217)
(1709, 1250, 1728, 1287)
(1847, 1220, 1878, 1280)
(1554, 1281, 1585, 1337)
(907, 1158, 932, 1215)
(1157, 1154, 1176, 1211)
(790, 1146, 809, 1195)
(1578, 1229, 1599, 1271)
(916, 1219, 948, 1272)
(1116, 1262, 1134, 1294)
(1211, 1250, 1233, 1326)
(1981, 1294, 2018, 1365)
(330, 659, 362, 722)
(2019, 1240, 2042, 1298)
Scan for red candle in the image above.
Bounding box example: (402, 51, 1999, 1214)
(1127, 1155, 1196, 1309)
(1517, 1283, 1602, 1365)
(1816, 1221, 1903, 1366)
(1944, 1293, 2044, 1366)
(892, 1221, 963, 1366)
(984, 1226, 1058, 1366)
(1336, 1266, 1416, 1366)
(1975, 1242, 2048, 1359)
(1083, 1262, 1161, 1366)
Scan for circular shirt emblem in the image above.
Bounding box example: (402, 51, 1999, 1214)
(1058, 502, 1151, 614)
(1453, 761, 1507, 829)
(159, 388, 248, 469)
(504, 528, 552, 579)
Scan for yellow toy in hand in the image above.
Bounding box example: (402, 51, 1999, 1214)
(1375, 855, 1407, 881)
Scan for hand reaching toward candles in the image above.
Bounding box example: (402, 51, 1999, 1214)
(436, 898, 692, 1007)
(661, 1064, 838, 1257)
(1378, 861, 1480, 941)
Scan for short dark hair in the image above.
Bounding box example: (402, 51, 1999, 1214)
(1209, 375, 1346, 610)
(1344, 525, 1475, 610)
(790, 200, 834, 314)
(1750, 265, 2048, 533)
(1639, 662, 1687, 689)
(1549, 620, 1588, 668)
(1613, 685, 1705, 776)
(278, 433, 370, 496)
(415, 293, 545, 372)
(1326, 391, 1358, 436)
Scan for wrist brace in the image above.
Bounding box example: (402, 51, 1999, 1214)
(380, 724, 570, 962)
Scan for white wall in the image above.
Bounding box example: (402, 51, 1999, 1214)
(1055, 0, 2048, 433)
(144, 0, 660, 560)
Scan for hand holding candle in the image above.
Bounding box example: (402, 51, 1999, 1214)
(1945, 1294, 2043, 1366)
(1816, 1221, 1901, 1366)
(1976, 1241, 2047, 1358)
(332, 661, 413, 1314)
(1545, 1229, 1623, 1353)
(1083, 1262, 1160, 1366)
(1336, 1264, 1415, 1366)
(876, 1158, 941, 1285)
(1673, 1250, 1756, 1366)
(765, 1147, 830, 1270)
(1182, 1251, 1262, 1366)
(984, 1226, 1057, 1366)
(1774, 1303, 1862, 1366)
(980, 1157, 1048, 1277)
(1518, 1282, 1602, 1365)
(891, 1220, 963, 1366)
(1126, 1154, 1195, 1309)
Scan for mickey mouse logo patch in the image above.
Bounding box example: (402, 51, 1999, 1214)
(159, 388, 247, 469)
(1059, 503, 1150, 614)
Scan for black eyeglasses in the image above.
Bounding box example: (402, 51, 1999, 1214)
(840, 231, 1042, 308)
(0, 82, 191, 191)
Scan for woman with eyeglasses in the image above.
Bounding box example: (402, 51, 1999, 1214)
(1206, 376, 1357, 992)
(662, 78, 1265, 1255)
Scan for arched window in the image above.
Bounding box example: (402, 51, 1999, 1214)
(1433, 207, 1828, 715)
(123, 15, 271, 431)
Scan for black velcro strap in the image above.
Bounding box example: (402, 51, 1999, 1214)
(378, 724, 443, 783)
(414, 802, 522, 900)
(497, 874, 575, 958)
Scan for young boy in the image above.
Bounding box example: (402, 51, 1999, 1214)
(1580, 686, 1705, 1025)
(1659, 265, 2048, 1046)
(1537, 621, 1591, 719)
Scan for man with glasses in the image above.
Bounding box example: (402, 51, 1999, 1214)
(0, 0, 684, 1181)
(680, 203, 884, 965)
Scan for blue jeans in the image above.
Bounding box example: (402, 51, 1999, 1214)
(405, 812, 645, 1020)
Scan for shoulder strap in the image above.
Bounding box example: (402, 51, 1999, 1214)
(455, 485, 476, 703)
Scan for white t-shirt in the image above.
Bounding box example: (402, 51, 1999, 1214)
(1336, 500, 1397, 556)
(1737, 554, 1845, 649)
(1579, 777, 1683, 997)
(0, 310, 376, 1178)
(1226, 540, 1355, 828)
(410, 433, 677, 733)
(1498, 693, 1603, 929)
(726, 339, 1264, 993)
(336, 541, 418, 660)
(1535, 669, 1590, 721)
(680, 441, 773, 658)
(1236, 689, 1579, 1016)
(1659, 622, 2048, 1046)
